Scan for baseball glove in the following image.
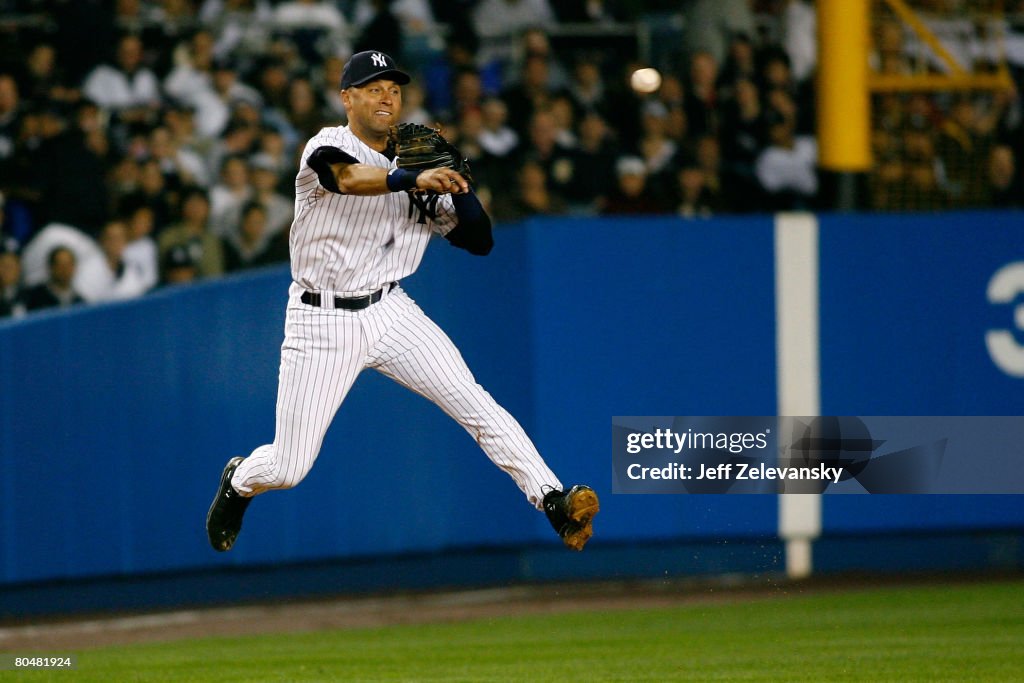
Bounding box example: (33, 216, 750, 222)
(388, 123, 473, 185)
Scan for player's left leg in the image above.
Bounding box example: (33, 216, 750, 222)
(368, 291, 561, 508)
(368, 291, 599, 549)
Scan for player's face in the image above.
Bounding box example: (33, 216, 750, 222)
(343, 79, 402, 140)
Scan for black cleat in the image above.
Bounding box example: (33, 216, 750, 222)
(206, 457, 251, 552)
(543, 485, 599, 551)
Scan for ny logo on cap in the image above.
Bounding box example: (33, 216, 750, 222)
(371, 53, 387, 68)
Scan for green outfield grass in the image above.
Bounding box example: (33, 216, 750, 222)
(7, 580, 1024, 682)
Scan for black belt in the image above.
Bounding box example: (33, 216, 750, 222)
(301, 282, 396, 311)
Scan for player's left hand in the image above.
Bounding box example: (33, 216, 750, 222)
(389, 122, 474, 193)
(415, 167, 470, 195)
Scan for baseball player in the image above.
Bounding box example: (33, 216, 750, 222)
(206, 51, 598, 554)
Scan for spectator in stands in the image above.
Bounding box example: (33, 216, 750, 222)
(719, 78, 767, 210)
(149, 124, 211, 189)
(453, 107, 490, 182)
(426, 0, 478, 37)
(164, 29, 218, 110)
(254, 56, 292, 117)
(754, 109, 818, 211)
(471, 0, 557, 69)
(0, 237, 25, 318)
(318, 55, 347, 119)
(491, 157, 566, 222)
(478, 97, 519, 159)
(284, 77, 327, 141)
(79, 219, 154, 302)
(123, 203, 160, 292)
(254, 128, 292, 195)
(272, 0, 350, 62)
(0, 0, 1016, 309)
(223, 201, 288, 271)
(163, 103, 216, 172)
(503, 55, 566, 138)
(23, 245, 84, 312)
(114, 0, 158, 36)
(162, 241, 200, 285)
(182, 57, 259, 140)
(18, 43, 79, 109)
(449, 67, 486, 123)
(758, 48, 814, 135)
(158, 187, 225, 279)
(936, 96, 992, 207)
(870, 155, 905, 212)
(780, 0, 816, 84)
(676, 163, 717, 219)
(717, 34, 757, 97)
(985, 144, 1023, 208)
(634, 100, 675, 193)
(549, 94, 578, 148)
(0, 74, 23, 175)
(720, 78, 765, 161)
(199, 0, 274, 64)
(248, 154, 294, 237)
(109, 154, 142, 217)
(602, 155, 665, 215)
(903, 93, 939, 136)
(27, 100, 110, 235)
(207, 120, 260, 183)
(681, 0, 756, 67)
(510, 28, 571, 91)
(553, 0, 625, 23)
(568, 54, 609, 118)
(398, 81, 433, 125)
(561, 111, 618, 213)
(352, 0, 404, 60)
(684, 50, 720, 138)
(353, 0, 440, 64)
(902, 148, 946, 212)
(124, 158, 177, 233)
(692, 134, 729, 211)
(655, 73, 686, 117)
(657, 76, 690, 148)
(519, 109, 576, 199)
(147, 1, 200, 77)
(210, 155, 253, 238)
(273, 0, 347, 33)
(82, 34, 162, 127)
(873, 19, 910, 76)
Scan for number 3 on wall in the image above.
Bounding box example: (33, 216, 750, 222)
(986, 262, 1024, 377)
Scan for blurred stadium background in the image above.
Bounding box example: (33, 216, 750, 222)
(0, 1, 1023, 680)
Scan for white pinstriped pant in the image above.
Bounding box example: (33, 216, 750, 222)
(231, 283, 562, 509)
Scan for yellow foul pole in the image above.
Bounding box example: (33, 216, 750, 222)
(817, 0, 871, 172)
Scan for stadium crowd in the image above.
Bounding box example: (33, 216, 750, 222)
(1, 0, 1023, 319)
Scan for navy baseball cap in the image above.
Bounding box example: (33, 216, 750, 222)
(340, 51, 410, 89)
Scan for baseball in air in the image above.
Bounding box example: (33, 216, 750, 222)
(630, 68, 662, 94)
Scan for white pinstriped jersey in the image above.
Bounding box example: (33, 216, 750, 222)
(291, 125, 459, 294)
(230, 121, 566, 519)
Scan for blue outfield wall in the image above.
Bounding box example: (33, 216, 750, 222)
(1, 212, 1022, 593)
(0, 216, 779, 588)
(817, 211, 1024, 542)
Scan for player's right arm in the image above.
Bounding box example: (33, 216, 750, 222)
(307, 146, 469, 196)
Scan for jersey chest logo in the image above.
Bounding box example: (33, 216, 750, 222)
(407, 193, 439, 224)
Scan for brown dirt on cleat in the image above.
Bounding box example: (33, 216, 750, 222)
(568, 489, 599, 525)
(563, 488, 599, 551)
(563, 521, 593, 551)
